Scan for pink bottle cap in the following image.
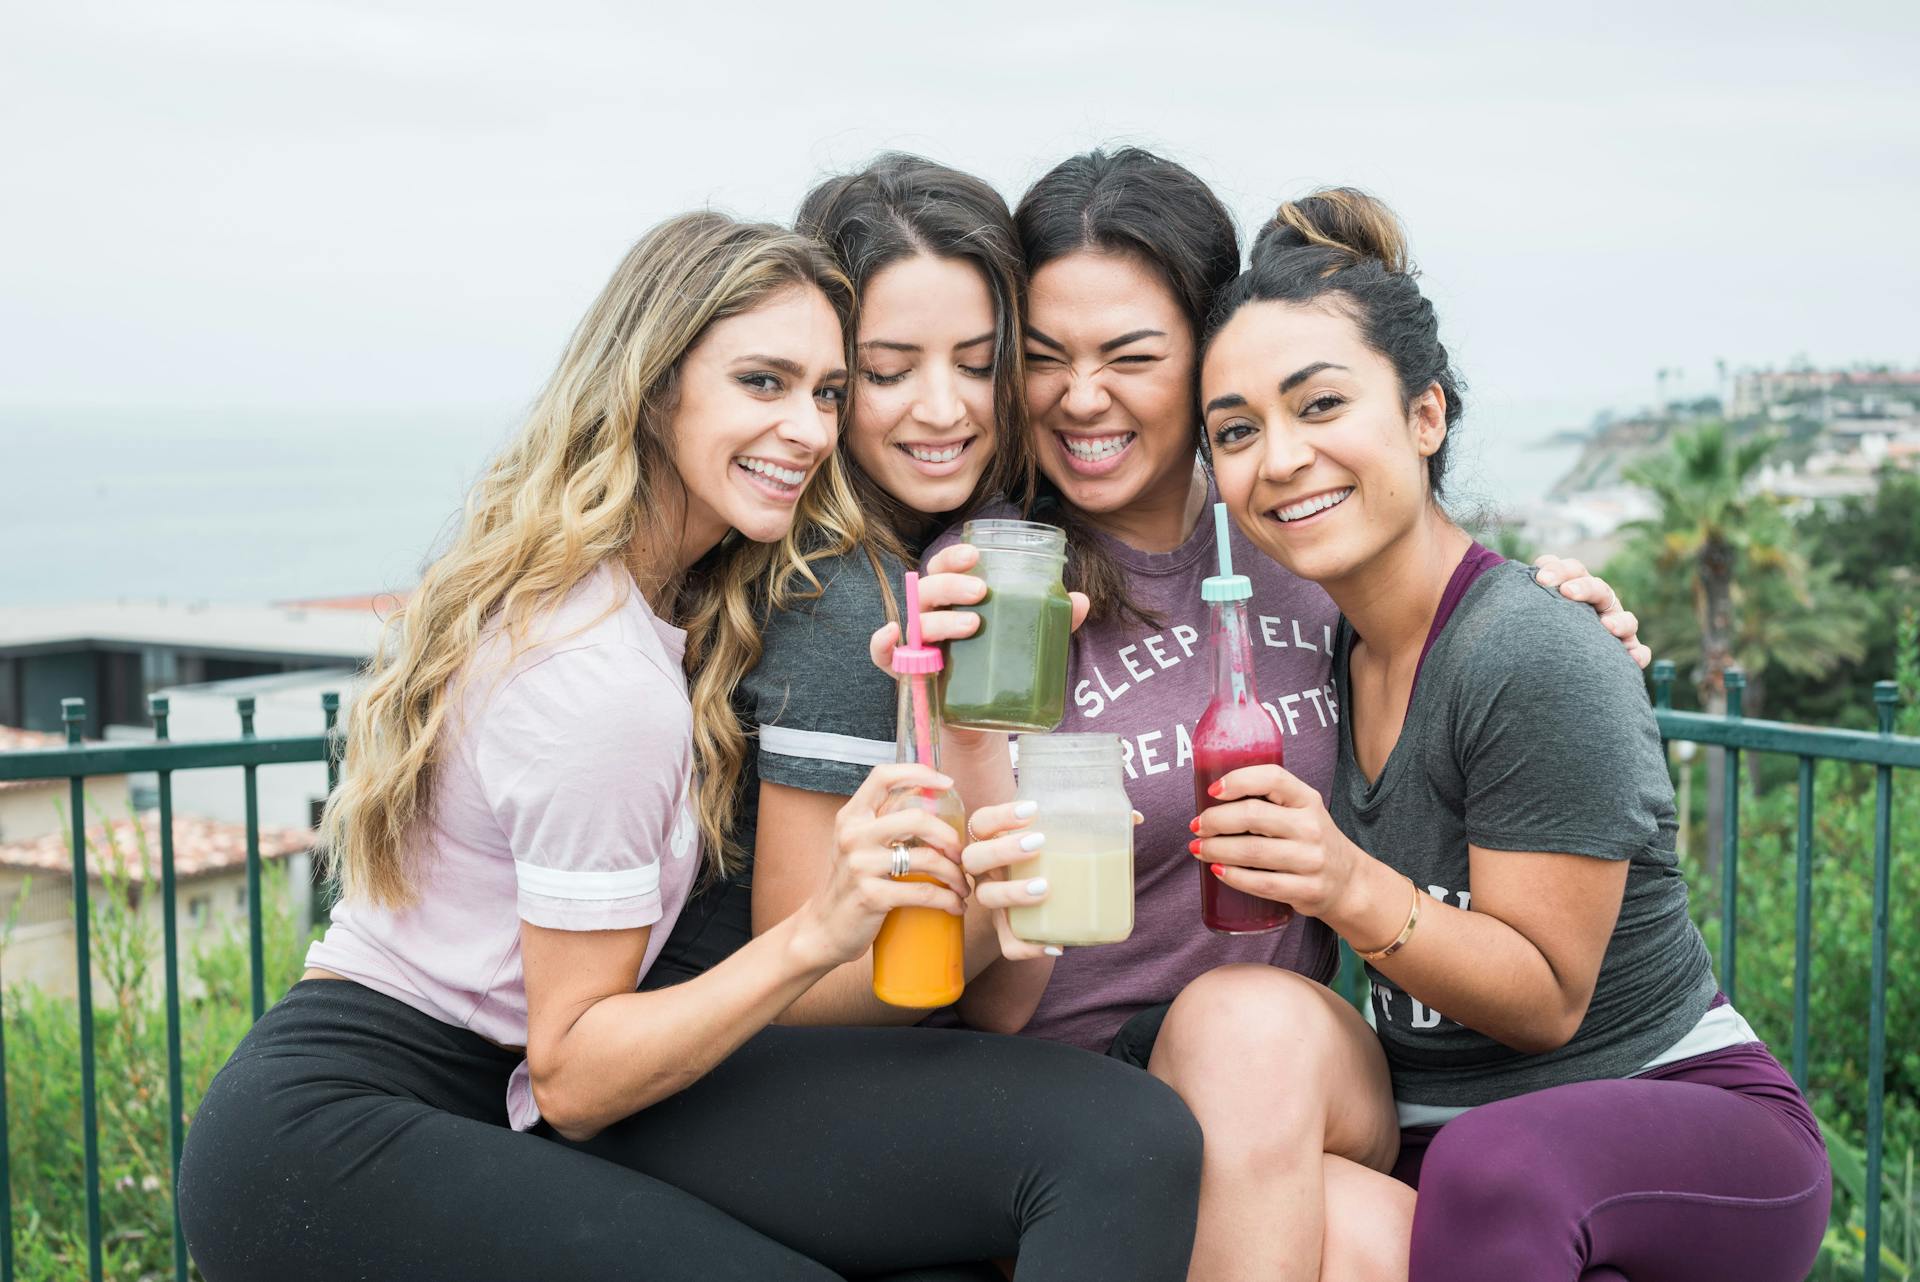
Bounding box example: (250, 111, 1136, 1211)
(891, 571, 944, 675)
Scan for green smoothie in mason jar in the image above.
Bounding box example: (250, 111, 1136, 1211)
(940, 519, 1072, 733)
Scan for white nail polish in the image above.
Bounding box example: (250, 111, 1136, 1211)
(1019, 832, 1046, 851)
(1013, 800, 1040, 819)
(1043, 946, 1064, 957)
(1025, 878, 1049, 896)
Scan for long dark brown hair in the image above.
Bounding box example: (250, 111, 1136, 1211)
(1014, 146, 1242, 625)
(798, 152, 1035, 560)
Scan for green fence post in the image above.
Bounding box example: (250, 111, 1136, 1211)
(149, 695, 191, 1282)
(0, 918, 12, 1282)
(1652, 660, 1675, 758)
(63, 699, 104, 1282)
(238, 698, 265, 1022)
(317, 692, 342, 920)
(1865, 681, 1898, 1282)
(1721, 670, 1744, 1009)
(1336, 940, 1365, 1010)
(1791, 755, 1813, 1093)
(322, 691, 341, 796)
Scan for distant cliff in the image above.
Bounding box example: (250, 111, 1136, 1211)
(1546, 415, 1675, 500)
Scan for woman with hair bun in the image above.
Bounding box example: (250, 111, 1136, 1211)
(913, 148, 1648, 1048)
(176, 209, 1203, 1282)
(1181, 186, 1830, 1281)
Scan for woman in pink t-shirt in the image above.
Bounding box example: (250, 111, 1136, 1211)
(175, 211, 1203, 1282)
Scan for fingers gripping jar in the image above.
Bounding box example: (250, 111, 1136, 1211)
(938, 519, 1072, 733)
(1007, 734, 1134, 947)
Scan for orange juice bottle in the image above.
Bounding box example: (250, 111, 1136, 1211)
(872, 572, 967, 1009)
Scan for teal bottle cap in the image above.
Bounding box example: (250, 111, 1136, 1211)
(1201, 502, 1253, 602)
(1201, 573, 1252, 602)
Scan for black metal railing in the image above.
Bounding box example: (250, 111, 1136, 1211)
(0, 692, 338, 1282)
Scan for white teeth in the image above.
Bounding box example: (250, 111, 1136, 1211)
(1275, 488, 1353, 523)
(1062, 433, 1135, 462)
(736, 458, 805, 487)
(904, 443, 966, 464)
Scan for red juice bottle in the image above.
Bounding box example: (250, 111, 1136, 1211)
(1193, 503, 1292, 935)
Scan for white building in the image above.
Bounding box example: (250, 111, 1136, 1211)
(156, 667, 360, 833)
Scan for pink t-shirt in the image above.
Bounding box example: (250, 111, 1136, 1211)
(306, 562, 699, 1129)
(933, 488, 1341, 1051)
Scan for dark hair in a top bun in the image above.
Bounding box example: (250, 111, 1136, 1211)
(1214, 187, 1462, 496)
(1249, 187, 1410, 274)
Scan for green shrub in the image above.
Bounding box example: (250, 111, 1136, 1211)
(1680, 739, 1917, 1279)
(2, 814, 313, 1279)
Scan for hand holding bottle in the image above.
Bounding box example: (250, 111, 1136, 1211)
(1189, 763, 1367, 922)
(792, 762, 970, 971)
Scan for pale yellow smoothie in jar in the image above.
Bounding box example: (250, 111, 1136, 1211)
(1007, 733, 1134, 946)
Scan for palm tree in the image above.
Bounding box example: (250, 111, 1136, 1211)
(1619, 423, 1788, 876)
(1623, 422, 1782, 715)
(1611, 500, 1869, 725)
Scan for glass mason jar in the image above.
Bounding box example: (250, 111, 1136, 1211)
(939, 519, 1072, 733)
(1007, 733, 1134, 946)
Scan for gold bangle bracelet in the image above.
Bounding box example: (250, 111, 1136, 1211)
(1357, 876, 1422, 963)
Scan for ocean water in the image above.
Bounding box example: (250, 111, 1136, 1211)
(2, 406, 519, 606)
(1, 400, 1590, 607)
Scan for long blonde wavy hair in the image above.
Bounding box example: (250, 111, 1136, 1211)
(323, 211, 860, 909)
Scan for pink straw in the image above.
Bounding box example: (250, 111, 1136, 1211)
(904, 572, 936, 770)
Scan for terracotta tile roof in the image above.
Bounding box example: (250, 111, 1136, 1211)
(0, 727, 63, 752)
(0, 811, 313, 882)
(0, 725, 77, 794)
(275, 592, 409, 614)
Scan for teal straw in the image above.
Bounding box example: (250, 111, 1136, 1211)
(1213, 502, 1233, 576)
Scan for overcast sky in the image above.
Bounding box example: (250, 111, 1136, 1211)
(5, 1, 1916, 434)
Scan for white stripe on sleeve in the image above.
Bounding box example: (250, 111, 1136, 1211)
(758, 724, 895, 768)
(514, 859, 662, 902)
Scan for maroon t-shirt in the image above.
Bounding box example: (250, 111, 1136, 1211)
(934, 491, 1341, 1051)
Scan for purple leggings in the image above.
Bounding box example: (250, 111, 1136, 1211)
(1392, 1042, 1830, 1282)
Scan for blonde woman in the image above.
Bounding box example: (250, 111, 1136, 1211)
(176, 212, 1203, 1282)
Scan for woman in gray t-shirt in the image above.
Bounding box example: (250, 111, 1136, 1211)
(1179, 187, 1830, 1281)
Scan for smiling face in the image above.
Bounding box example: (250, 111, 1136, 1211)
(667, 284, 849, 554)
(1201, 299, 1447, 587)
(1023, 249, 1198, 525)
(846, 253, 999, 516)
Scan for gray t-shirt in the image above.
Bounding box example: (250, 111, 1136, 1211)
(1333, 560, 1716, 1108)
(748, 547, 907, 794)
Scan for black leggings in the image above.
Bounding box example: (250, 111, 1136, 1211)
(178, 980, 1202, 1281)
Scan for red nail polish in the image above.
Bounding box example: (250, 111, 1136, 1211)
(1210, 863, 1226, 879)
(1188, 818, 1200, 834)
(1188, 839, 1201, 855)
(1207, 781, 1223, 799)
